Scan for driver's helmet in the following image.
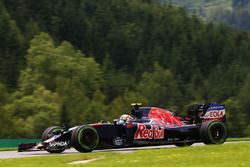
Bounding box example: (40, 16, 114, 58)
(118, 114, 133, 124)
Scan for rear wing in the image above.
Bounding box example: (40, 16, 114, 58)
(202, 103, 226, 122)
(187, 102, 226, 123)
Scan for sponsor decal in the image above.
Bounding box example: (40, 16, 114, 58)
(49, 141, 68, 147)
(113, 137, 125, 146)
(167, 138, 180, 142)
(134, 123, 164, 139)
(203, 109, 225, 119)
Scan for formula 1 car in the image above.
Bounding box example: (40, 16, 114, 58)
(18, 102, 227, 153)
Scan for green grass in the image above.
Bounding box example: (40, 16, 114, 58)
(0, 147, 17, 151)
(227, 137, 250, 142)
(0, 137, 248, 152)
(0, 142, 249, 167)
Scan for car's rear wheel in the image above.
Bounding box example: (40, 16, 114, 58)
(42, 126, 65, 153)
(71, 125, 99, 153)
(200, 120, 227, 144)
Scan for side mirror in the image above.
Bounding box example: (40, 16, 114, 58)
(113, 119, 118, 125)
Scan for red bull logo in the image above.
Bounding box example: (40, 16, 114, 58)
(134, 123, 164, 139)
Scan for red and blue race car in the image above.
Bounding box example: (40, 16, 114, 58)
(18, 102, 227, 153)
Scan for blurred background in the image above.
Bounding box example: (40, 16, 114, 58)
(0, 0, 249, 138)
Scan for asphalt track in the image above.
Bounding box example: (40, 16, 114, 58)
(0, 141, 248, 159)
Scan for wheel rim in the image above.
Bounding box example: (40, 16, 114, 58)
(209, 123, 226, 143)
(79, 129, 98, 149)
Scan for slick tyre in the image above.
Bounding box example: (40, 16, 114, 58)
(71, 125, 99, 153)
(42, 126, 65, 153)
(200, 120, 227, 144)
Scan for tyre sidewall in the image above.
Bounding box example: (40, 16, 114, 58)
(200, 120, 227, 144)
(41, 126, 65, 153)
(71, 125, 99, 152)
(42, 126, 64, 141)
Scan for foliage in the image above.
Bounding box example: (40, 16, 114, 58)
(109, 91, 148, 119)
(0, 4, 24, 89)
(19, 33, 104, 130)
(238, 72, 250, 124)
(0, 107, 14, 138)
(83, 90, 107, 123)
(19, 33, 103, 96)
(3, 86, 60, 138)
(0, 0, 250, 137)
(137, 63, 181, 111)
(223, 98, 248, 137)
(0, 83, 9, 105)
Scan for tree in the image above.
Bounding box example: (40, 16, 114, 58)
(0, 107, 14, 138)
(137, 63, 181, 111)
(102, 56, 136, 102)
(223, 98, 248, 137)
(0, 83, 13, 138)
(238, 72, 250, 124)
(1, 0, 250, 137)
(4, 86, 60, 137)
(56, 77, 89, 127)
(83, 90, 107, 123)
(19, 33, 103, 97)
(18, 32, 104, 128)
(109, 91, 148, 119)
(0, 4, 24, 89)
(0, 83, 9, 105)
(18, 32, 57, 94)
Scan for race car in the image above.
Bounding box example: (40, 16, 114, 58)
(18, 102, 227, 153)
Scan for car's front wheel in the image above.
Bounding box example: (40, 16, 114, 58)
(71, 125, 99, 153)
(41, 126, 66, 153)
(200, 120, 227, 144)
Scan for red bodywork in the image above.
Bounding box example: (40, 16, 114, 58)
(148, 107, 184, 126)
(91, 107, 184, 127)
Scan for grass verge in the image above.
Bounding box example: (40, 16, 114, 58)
(0, 137, 249, 152)
(0, 137, 249, 151)
(0, 147, 17, 151)
(227, 137, 250, 142)
(0, 142, 249, 167)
